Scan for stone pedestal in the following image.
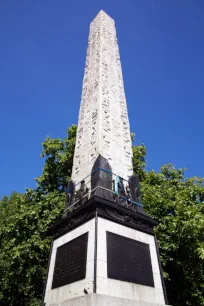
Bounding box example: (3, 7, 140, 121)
(45, 293, 169, 306)
(43, 198, 168, 306)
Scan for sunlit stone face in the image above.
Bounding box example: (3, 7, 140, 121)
(72, 10, 133, 185)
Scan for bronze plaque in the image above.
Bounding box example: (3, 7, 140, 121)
(52, 232, 88, 289)
(106, 231, 154, 287)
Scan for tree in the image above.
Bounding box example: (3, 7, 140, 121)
(0, 126, 78, 306)
(141, 165, 204, 306)
(0, 190, 65, 306)
(36, 125, 77, 194)
(0, 126, 203, 306)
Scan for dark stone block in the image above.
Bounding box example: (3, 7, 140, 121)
(91, 155, 113, 200)
(106, 231, 154, 287)
(52, 232, 88, 289)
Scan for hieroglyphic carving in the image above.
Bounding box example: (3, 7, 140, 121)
(72, 11, 133, 186)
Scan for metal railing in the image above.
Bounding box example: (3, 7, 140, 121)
(64, 168, 143, 213)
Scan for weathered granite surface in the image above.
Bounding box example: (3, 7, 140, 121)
(72, 10, 133, 185)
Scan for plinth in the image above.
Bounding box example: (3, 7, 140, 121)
(43, 196, 169, 306)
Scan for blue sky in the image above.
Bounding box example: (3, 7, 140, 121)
(0, 0, 204, 198)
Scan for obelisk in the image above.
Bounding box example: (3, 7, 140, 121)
(43, 11, 169, 306)
(72, 10, 133, 186)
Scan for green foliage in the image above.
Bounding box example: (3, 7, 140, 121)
(0, 190, 65, 306)
(0, 126, 77, 305)
(141, 165, 204, 305)
(0, 126, 203, 306)
(36, 125, 77, 193)
(132, 143, 146, 181)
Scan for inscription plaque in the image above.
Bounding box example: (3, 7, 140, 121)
(106, 232, 154, 287)
(52, 232, 88, 289)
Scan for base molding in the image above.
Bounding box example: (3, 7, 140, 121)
(46, 293, 169, 306)
(49, 196, 157, 240)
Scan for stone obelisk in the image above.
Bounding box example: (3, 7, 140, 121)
(43, 10, 169, 306)
(72, 10, 132, 186)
